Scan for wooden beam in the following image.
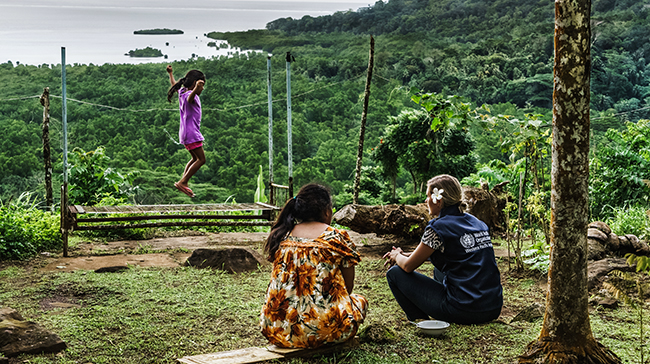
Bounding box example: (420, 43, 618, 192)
(177, 339, 359, 364)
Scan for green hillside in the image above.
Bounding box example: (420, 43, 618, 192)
(1, 0, 649, 216)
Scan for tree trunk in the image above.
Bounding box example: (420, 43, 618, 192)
(519, 0, 620, 362)
(353, 35, 374, 204)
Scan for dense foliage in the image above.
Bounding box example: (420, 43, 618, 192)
(590, 120, 650, 218)
(0, 193, 60, 260)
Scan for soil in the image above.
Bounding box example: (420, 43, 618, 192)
(39, 231, 425, 273)
(38, 230, 513, 273)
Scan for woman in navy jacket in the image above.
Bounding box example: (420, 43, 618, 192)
(383, 174, 502, 324)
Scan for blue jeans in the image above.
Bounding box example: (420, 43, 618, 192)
(386, 265, 501, 324)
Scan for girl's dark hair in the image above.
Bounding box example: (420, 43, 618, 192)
(264, 183, 332, 262)
(167, 69, 206, 102)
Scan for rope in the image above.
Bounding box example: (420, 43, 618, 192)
(0, 73, 366, 113)
(591, 105, 650, 120)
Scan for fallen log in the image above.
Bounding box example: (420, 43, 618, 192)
(333, 182, 511, 240)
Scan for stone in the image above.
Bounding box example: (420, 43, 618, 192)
(587, 238, 607, 261)
(618, 235, 630, 248)
(185, 247, 268, 273)
(94, 265, 130, 273)
(0, 308, 67, 357)
(587, 258, 634, 290)
(588, 221, 611, 235)
(510, 302, 545, 323)
(593, 298, 619, 309)
(606, 232, 620, 250)
(636, 240, 650, 255)
(0, 308, 24, 322)
(627, 234, 642, 251)
(587, 228, 608, 242)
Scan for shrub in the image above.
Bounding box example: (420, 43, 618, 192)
(0, 193, 61, 260)
(606, 205, 650, 239)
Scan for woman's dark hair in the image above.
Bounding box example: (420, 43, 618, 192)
(167, 69, 205, 102)
(264, 183, 332, 262)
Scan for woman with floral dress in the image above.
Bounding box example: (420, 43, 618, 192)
(260, 184, 368, 348)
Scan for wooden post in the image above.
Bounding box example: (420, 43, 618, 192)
(40, 87, 53, 209)
(353, 36, 375, 204)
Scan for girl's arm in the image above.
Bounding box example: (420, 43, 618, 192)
(341, 266, 355, 294)
(384, 242, 434, 273)
(188, 79, 205, 103)
(166, 65, 176, 86)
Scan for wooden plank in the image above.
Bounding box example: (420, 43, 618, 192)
(177, 338, 358, 364)
(76, 214, 271, 223)
(177, 347, 284, 364)
(74, 220, 274, 230)
(79, 203, 279, 215)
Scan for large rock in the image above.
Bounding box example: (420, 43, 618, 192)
(587, 238, 607, 261)
(0, 307, 67, 357)
(587, 228, 608, 242)
(587, 258, 635, 290)
(184, 247, 268, 273)
(606, 232, 620, 250)
(588, 221, 611, 235)
(585, 221, 649, 258)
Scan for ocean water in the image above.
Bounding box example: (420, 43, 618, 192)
(0, 0, 370, 66)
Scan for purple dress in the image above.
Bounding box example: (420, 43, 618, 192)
(178, 87, 204, 145)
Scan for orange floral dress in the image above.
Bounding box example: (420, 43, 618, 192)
(260, 226, 368, 348)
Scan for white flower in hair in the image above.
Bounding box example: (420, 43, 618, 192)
(430, 188, 444, 204)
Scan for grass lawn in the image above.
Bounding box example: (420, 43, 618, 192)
(0, 235, 645, 364)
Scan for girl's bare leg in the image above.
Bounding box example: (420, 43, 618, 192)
(178, 147, 206, 187)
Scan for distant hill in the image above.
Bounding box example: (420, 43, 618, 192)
(209, 0, 650, 114)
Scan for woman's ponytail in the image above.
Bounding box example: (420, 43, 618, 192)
(264, 184, 332, 262)
(264, 198, 297, 262)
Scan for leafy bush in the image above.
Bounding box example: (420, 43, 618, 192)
(68, 146, 138, 206)
(0, 193, 61, 260)
(606, 205, 650, 239)
(590, 120, 650, 219)
(522, 240, 550, 273)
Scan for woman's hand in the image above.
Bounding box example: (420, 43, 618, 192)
(166, 65, 173, 74)
(383, 246, 403, 268)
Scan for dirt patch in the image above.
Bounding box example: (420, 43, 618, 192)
(40, 253, 187, 272)
(41, 231, 511, 273)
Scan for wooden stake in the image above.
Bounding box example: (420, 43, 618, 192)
(353, 35, 374, 204)
(40, 87, 53, 209)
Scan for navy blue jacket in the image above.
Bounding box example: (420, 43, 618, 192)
(427, 204, 503, 312)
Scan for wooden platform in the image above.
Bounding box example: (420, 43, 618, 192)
(66, 202, 280, 230)
(177, 339, 359, 364)
(60, 201, 281, 257)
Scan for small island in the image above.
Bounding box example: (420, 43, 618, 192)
(125, 47, 164, 58)
(134, 28, 183, 35)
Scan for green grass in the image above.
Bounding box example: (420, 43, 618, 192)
(0, 256, 643, 363)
